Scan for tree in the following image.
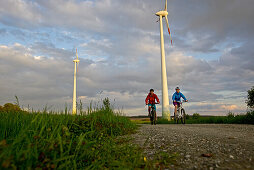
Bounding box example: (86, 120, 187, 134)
(246, 86, 254, 109)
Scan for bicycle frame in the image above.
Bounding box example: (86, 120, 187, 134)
(175, 102, 184, 119)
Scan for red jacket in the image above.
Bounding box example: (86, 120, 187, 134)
(145, 93, 160, 104)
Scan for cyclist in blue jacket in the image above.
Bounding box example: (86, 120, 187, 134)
(172, 87, 188, 116)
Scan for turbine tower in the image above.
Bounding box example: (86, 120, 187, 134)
(72, 48, 80, 115)
(156, 0, 173, 120)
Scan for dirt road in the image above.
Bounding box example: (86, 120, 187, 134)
(132, 124, 254, 170)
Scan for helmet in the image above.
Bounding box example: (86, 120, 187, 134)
(150, 89, 154, 92)
(175, 87, 180, 90)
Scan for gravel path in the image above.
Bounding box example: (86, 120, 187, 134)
(132, 124, 254, 170)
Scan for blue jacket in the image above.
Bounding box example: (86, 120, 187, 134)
(172, 92, 187, 102)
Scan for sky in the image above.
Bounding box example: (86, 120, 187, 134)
(0, 0, 253, 116)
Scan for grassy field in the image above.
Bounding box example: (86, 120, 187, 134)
(156, 111, 254, 124)
(0, 102, 151, 169)
(130, 111, 254, 125)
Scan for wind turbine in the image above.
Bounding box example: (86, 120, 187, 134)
(156, 0, 172, 120)
(72, 48, 80, 115)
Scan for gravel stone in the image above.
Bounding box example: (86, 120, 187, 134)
(132, 124, 254, 170)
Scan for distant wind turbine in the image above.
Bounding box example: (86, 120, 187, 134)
(72, 48, 80, 115)
(156, 0, 172, 120)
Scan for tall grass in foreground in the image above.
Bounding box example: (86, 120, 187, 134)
(0, 102, 147, 169)
(156, 110, 254, 124)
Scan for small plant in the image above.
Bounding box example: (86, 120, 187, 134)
(103, 97, 111, 111)
(79, 100, 83, 115)
(192, 113, 200, 119)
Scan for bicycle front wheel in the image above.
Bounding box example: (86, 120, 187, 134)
(181, 109, 186, 124)
(150, 110, 154, 125)
(174, 112, 176, 124)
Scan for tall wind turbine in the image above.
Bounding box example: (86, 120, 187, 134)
(72, 48, 80, 115)
(156, 0, 173, 120)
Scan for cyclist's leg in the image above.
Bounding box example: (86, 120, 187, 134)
(174, 105, 177, 115)
(148, 105, 151, 116)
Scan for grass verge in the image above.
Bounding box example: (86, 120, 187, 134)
(0, 106, 150, 169)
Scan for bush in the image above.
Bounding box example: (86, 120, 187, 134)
(0, 103, 22, 112)
(245, 110, 254, 124)
(185, 114, 190, 120)
(192, 113, 200, 119)
(246, 86, 254, 109)
(227, 111, 235, 118)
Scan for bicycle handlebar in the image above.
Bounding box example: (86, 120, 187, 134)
(146, 103, 159, 105)
(175, 100, 188, 103)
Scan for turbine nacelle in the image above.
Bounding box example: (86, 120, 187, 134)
(155, 0, 173, 46)
(73, 59, 80, 63)
(155, 10, 168, 17)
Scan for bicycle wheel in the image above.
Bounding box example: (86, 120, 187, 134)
(174, 112, 176, 124)
(181, 109, 186, 124)
(153, 111, 156, 125)
(150, 110, 154, 125)
(176, 109, 180, 124)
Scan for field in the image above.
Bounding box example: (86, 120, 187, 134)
(130, 111, 254, 125)
(0, 101, 150, 169)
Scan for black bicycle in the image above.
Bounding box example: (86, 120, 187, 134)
(147, 103, 158, 125)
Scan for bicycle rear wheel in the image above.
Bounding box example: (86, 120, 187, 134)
(181, 109, 186, 124)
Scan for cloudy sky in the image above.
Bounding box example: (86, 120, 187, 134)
(0, 0, 253, 116)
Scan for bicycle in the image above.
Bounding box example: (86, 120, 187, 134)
(174, 101, 187, 124)
(147, 103, 158, 125)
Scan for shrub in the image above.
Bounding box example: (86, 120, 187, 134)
(0, 103, 22, 112)
(192, 113, 200, 119)
(245, 110, 254, 124)
(185, 114, 190, 120)
(227, 111, 235, 118)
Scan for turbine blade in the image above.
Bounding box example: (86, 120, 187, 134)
(164, 0, 167, 11)
(165, 15, 173, 46)
(76, 48, 78, 59)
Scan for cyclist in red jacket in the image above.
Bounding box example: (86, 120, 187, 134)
(145, 89, 160, 120)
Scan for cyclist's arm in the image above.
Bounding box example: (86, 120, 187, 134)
(180, 93, 187, 101)
(145, 95, 149, 105)
(172, 93, 176, 102)
(155, 94, 160, 104)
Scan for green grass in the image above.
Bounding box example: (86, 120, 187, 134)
(0, 106, 150, 169)
(156, 110, 254, 124)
